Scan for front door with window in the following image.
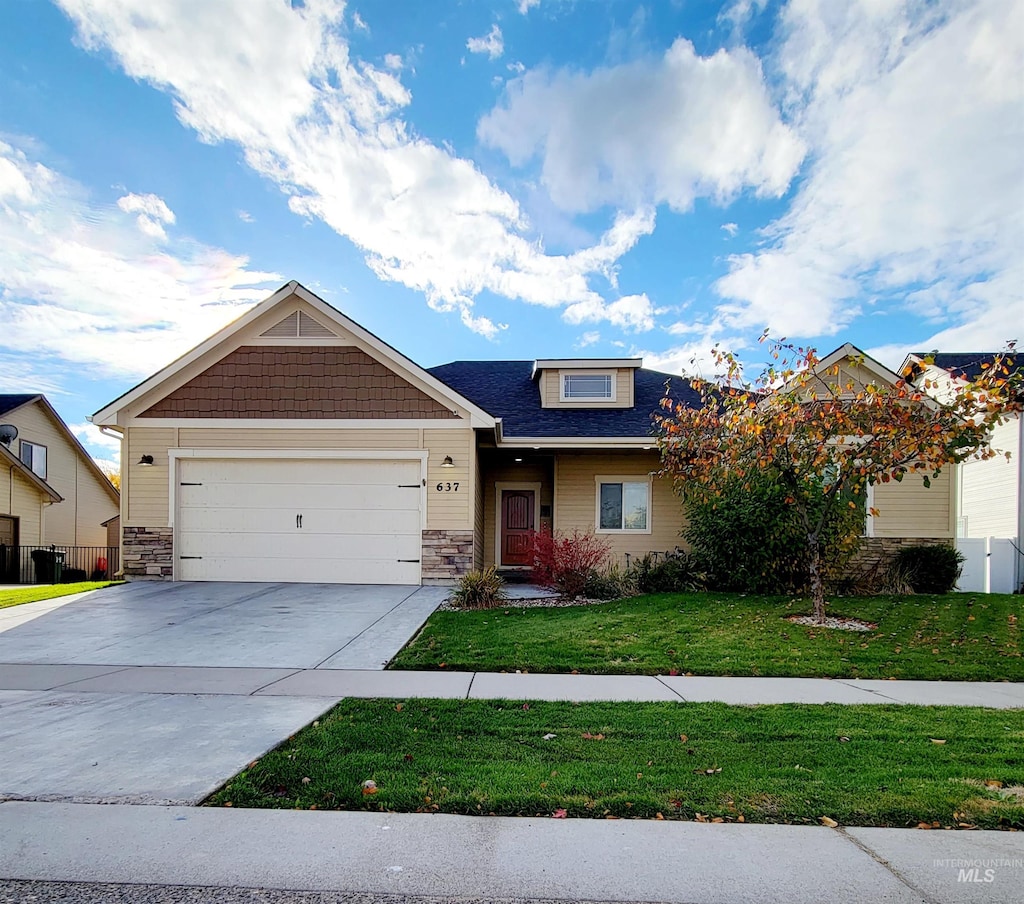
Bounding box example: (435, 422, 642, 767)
(500, 490, 535, 566)
(0, 515, 17, 582)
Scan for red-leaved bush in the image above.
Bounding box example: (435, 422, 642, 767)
(529, 528, 612, 599)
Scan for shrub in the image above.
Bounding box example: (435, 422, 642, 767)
(630, 551, 706, 594)
(683, 473, 863, 594)
(448, 566, 507, 609)
(583, 564, 637, 600)
(891, 544, 964, 594)
(530, 528, 612, 599)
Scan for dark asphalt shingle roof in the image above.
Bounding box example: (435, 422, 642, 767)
(0, 394, 39, 418)
(915, 353, 1022, 382)
(427, 361, 701, 438)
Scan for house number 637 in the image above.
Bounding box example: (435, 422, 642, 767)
(436, 482, 459, 492)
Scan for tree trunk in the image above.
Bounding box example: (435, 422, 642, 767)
(808, 538, 826, 624)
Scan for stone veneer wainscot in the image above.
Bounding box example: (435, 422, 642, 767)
(123, 526, 173, 579)
(421, 529, 474, 584)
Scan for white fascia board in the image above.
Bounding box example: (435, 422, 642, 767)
(496, 436, 657, 449)
(128, 417, 474, 429)
(93, 280, 496, 429)
(289, 285, 495, 427)
(532, 358, 642, 379)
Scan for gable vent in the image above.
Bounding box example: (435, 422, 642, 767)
(261, 312, 300, 338)
(298, 312, 337, 338)
(259, 311, 339, 339)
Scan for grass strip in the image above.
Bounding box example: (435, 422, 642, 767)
(0, 581, 121, 610)
(390, 592, 1023, 681)
(207, 699, 1024, 830)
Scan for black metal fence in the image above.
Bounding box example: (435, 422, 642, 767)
(0, 545, 120, 584)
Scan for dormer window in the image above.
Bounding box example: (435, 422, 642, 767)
(562, 372, 615, 401)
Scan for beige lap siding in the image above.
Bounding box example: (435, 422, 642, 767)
(5, 470, 45, 545)
(871, 470, 954, 538)
(554, 451, 683, 561)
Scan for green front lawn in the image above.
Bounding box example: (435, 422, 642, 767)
(0, 581, 121, 610)
(207, 699, 1024, 829)
(391, 592, 1023, 681)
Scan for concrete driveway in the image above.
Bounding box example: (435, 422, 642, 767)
(0, 582, 444, 804)
(0, 581, 445, 669)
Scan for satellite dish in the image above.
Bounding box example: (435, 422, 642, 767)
(0, 424, 18, 447)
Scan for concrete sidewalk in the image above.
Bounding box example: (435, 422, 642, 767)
(1, 801, 1022, 903)
(1, 662, 1021, 707)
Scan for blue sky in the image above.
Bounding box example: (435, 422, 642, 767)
(0, 0, 1021, 473)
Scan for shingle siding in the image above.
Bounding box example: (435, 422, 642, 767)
(141, 347, 459, 419)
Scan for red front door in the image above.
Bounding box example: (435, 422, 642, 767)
(501, 490, 535, 566)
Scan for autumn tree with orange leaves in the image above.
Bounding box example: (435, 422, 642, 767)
(655, 337, 1021, 624)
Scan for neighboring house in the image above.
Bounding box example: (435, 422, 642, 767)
(92, 282, 953, 585)
(0, 394, 120, 581)
(902, 352, 1023, 592)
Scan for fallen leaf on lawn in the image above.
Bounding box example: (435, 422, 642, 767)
(361, 780, 378, 795)
(711, 817, 725, 823)
(581, 732, 605, 740)
(542, 733, 557, 741)
(930, 739, 947, 745)
(668, 668, 680, 676)
(984, 779, 1004, 789)
(838, 737, 850, 743)
(820, 816, 839, 828)
(395, 703, 404, 712)
(301, 777, 311, 784)
(917, 822, 933, 829)
(679, 734, 688, 743)
(522, 703, 531, 711)
(223, 802, 233, 807)
(737, 814, 745, 822)
(694, 767, 722, 775)
(655, 812, 664, 820)
(403, 753, 414, 762)
(552, 809, 567, 819)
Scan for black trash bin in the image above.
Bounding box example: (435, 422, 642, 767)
(31, 549, 65, 583)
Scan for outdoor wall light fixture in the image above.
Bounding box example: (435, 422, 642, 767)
(138, 455, 154, 467)
(514, 457, 523, 462)
(440, 455, 455, 468)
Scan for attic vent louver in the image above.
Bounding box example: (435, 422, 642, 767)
(298, 312, 337, 338)
(260, 312, 300, 338)
(259, 311, 339, 339)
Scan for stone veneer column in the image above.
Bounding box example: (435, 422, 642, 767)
(421, 529, 474, 584)
(847, 537, 952, 575)
(122, 526, 174, 580)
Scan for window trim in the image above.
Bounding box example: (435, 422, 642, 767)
(19, 440, 47, 480)
(561, 371, 616, 402)
(594, 474, 652, 534)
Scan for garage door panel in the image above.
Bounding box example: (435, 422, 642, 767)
(177, 530, 422, 559)
(178, 556, 420, 584)
(180, 483, 421, 511)
(176, 507, 421, 537)
(176, 458, 423, 584)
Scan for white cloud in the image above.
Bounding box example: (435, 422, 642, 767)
(0, 140, 279, 380)
(517, 0, 540, 15)
(507, 61, 525, 75)
(467, 24, 504, 61)
(714, 0, 1024, 344)
(237, 209, 254, 223)
(57, 0, 657, 339)
(383, 53, 403, 71)
(721, 222, 738, 237)
(70, 421, 122, 468)
(564, 293, 657, 332)
(117, 191, 175, 240)
(576, 330, 600, 348)
(478, 38, 805, 214)
(351, 10, 368, 31)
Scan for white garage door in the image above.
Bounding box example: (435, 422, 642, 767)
(176, 458, 423, 584)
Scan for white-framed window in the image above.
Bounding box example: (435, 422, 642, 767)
(20, 440, 47, 480)
(596, 476, 650, 532)
(562, 372, 614, 401)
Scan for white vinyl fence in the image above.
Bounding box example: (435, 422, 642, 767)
(955, 537, 1021, 594)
